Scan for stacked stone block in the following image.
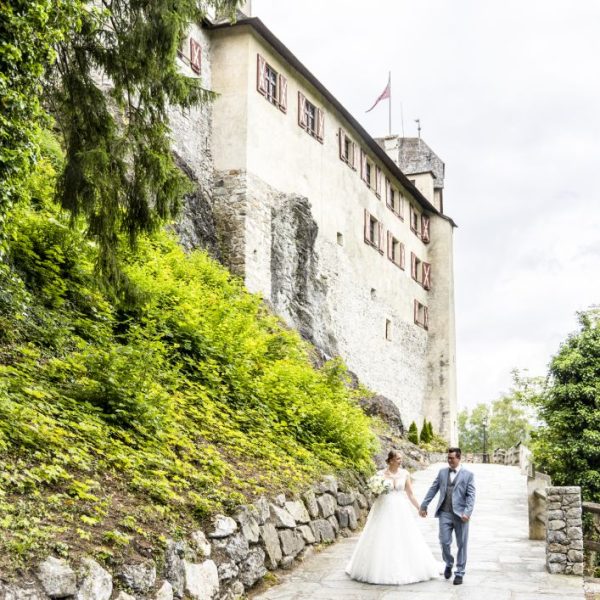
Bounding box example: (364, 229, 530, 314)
(545, 486, 584, 575)
(0, 475, 372, 600)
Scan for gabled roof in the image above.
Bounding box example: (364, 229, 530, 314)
(207, 17, 456, 227)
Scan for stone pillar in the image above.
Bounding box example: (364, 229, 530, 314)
(528, 471, 551, 540)
(545, 486, 584, 575)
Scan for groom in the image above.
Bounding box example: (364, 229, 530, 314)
(419, 447, 475, 586)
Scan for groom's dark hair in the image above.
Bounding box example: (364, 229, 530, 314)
(447, 447, 461, 458)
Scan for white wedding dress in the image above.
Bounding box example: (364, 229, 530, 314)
(346, 468, 440, 584)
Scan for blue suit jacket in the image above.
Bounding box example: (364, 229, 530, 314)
(420, 467, 476, 518)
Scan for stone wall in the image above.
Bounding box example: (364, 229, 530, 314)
(545, 486, 584, 575)
(0, 475, 372, 600)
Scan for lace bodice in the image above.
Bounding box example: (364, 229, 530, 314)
(379, 468, 408, 491)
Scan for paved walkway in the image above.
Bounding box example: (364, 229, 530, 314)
(253, 463, 584, 600)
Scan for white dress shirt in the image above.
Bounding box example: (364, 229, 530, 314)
(449, 464, 461, 483)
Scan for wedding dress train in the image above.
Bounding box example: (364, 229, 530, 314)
(346, 468, 440, 585)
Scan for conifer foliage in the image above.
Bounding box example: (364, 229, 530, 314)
(407, 421, 419, 445)
(48, 0, 239, 286)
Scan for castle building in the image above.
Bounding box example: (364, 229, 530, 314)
(169, 6, 458, 443)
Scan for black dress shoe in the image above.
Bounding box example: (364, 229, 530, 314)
(453, 575, 463, 585)
(444, 566, 452, 579)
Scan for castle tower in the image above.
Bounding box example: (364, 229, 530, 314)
(377, 135, 457, 443)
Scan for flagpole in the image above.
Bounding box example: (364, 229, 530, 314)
(388, 71, 392, 136)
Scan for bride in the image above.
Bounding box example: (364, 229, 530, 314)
(346, 449, 440, 584)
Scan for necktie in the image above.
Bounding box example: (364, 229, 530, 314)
(450, 469, 456, 474)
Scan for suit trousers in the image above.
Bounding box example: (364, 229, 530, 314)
(438, 511, 469, 576)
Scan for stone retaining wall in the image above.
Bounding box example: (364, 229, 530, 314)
(0, 475, 373, 600)
(545, 486, 584, 575)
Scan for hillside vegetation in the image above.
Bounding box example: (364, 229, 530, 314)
(0, 133, 377, 571)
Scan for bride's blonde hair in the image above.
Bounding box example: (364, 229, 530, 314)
(385, 449, 402, 464)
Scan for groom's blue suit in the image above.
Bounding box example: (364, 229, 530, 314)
(420, 467, 475, 578)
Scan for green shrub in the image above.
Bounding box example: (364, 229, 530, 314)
(407, 421, 419, 445)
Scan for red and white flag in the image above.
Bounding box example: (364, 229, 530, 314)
(366, 75, 391, 112)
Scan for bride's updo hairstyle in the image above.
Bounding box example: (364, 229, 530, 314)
(386, 449, 402, 464)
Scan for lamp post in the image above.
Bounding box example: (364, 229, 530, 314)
(482, 416, 489, 464)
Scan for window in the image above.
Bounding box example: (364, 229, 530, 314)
(360, 151, 381, 197)
(410, 205, 421, 238)
(257, 54, 287, 113)
(385, 319, 392, 341)
(387, 233, 405, 269)
(411, 252, 422, 284)
(337, 232, 344, 246)
(265, 65, 278, 103)
(298, 91, 324, 141)
(385, 179, 404, 219)
(411, 253, 431, 289)
(414, 300, 429, 330)
(339, 128, 357, 169)
(363, 209, 384, 253)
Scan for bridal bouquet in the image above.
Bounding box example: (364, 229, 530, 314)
(367, 473, 393, 496)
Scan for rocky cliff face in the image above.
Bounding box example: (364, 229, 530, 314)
(270, 194, 337, 357)
(172, 153, 221, 260)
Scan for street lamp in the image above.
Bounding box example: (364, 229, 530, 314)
(482, 416, 489, 464)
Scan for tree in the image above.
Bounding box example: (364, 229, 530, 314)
(407, 421, 418, 445)
(458, 404, 490, 452)
(419, 419, 431, 444)
(3, 0, 239, 287)
(489, 393, 532, 451)
(458, 374, 534, 453)
(528, 310, 600, 501)
(49, 0, 241, 288)
(0, 0, 80, 229)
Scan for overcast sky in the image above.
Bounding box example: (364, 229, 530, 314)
(251, 0, 600, 410)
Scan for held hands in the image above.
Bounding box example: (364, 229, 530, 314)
(418, 509, 427, 518)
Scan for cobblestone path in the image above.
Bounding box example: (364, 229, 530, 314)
(253, 463, 584, 600)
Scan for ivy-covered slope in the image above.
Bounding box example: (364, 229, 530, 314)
(0, 134, 377, 571)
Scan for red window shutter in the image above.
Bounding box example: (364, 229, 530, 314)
(364, 209, 370, 243)
(421, 215, 430, 243)
(278, 74, 288, 113)
(257, 54, 267, 95)
(414, 299, 419, 325)
(385, 178, 390, 205)
(411, 252, 417, 280)
(339, 128, 344, 161)
(423, 262, 431, 290)
(360, 150, 366, 182)
(387, 231, 391, 259)
(375, 167, 382, 198)
(351, 142, 357, 170)
(400, 243, 405, 269)
(298, 91, 307, 128)
(378, 222, 385, 254)
(190, 38, 201, 74)
(410, 207, 416, 233)
(424, 306, 429, 330)
(317, 108, 325, 142)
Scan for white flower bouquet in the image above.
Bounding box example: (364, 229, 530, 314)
(367, 473, 393, 496)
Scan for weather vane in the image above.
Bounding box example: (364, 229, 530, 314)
(415, 118, 422, 138)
